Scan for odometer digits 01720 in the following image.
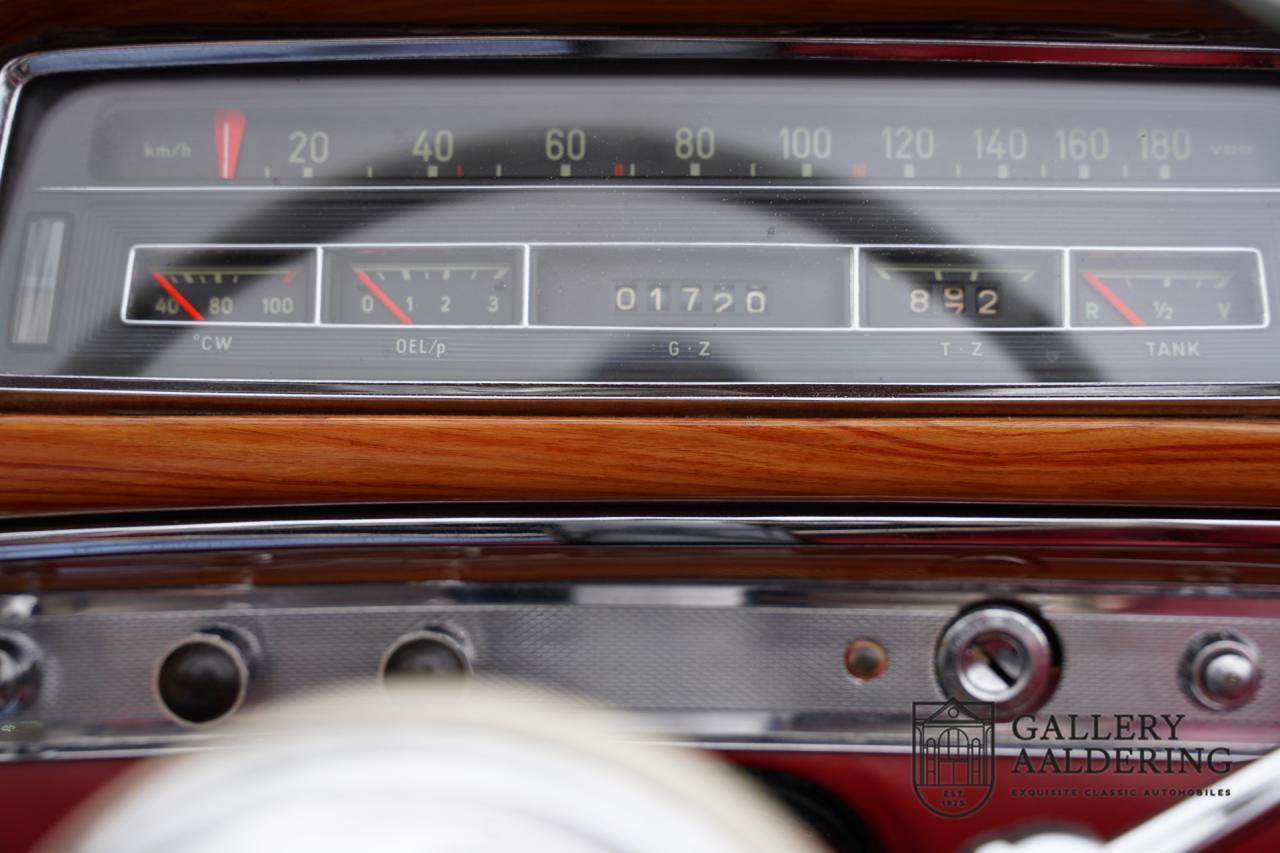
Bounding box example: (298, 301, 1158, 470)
(532, 245, 850, 328)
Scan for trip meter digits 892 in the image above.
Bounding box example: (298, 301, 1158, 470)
(861, 248, 1063, 329)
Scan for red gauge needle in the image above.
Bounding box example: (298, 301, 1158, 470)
(355, 270, 412, 325)
(152, 273, 205, 321)
(213, 109, 245, 180)
(1082, 271, 1146, 327)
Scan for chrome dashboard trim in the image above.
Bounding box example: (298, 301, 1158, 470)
(10, 380, 1280, 405)
(5, 509, 1280, 562)
(6, 37, 1280, 402)
(41, 183, 1280, 193)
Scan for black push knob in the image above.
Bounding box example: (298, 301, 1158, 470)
(155, 628, 253, 726)
(380, 630, 472, 683)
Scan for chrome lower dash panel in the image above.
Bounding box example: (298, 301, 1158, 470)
(2, 510, 1279, 760)
(1, 581, 1278, 760)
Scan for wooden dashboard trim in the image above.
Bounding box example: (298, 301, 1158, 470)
(2, 415, 1279, 513)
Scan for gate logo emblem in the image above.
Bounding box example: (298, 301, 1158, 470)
(912, 699, 996, 817)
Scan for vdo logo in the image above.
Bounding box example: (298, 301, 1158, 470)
(912, 699, 996, 818)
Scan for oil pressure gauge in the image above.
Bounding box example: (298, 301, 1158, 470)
(327, 246, 524, 326)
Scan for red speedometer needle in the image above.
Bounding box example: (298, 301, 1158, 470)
(152, 273, 205, 321)
(1082, 271, 1146, 327)
(355, 270, 412, 325)
(213, 109, 245, 180)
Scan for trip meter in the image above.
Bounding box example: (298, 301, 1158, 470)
(861, 248, 1062, 329)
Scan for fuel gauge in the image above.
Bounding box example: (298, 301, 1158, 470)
(124, 247, 315, 324)
(1071, 249, 1266, 329)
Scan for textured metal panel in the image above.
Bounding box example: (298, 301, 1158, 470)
(4, 583, 1278, 757)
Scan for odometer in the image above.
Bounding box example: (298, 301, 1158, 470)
(532, 245, 849, 328)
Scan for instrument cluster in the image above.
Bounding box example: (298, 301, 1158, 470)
(3, 47, 1280, 398)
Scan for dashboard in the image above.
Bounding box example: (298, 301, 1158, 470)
(4, 46, 1280, 399)
(2, 25, 1280, 853)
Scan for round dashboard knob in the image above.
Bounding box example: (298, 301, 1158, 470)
(0, 631, 41, 717)
(380, 629, 473, 684)
(936, 605, 1060, 720)
(155, 628, 254, 726)
(1181, 631, 1261, 712)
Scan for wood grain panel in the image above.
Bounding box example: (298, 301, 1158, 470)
(2, 416, 1279, 513)
(0, 0, 1254, 53)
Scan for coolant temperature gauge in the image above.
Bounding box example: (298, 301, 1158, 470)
(123, 247, 315, 324)
(1071, 249, 1267, 329)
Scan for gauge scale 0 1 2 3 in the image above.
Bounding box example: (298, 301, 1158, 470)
(328, 247, 524, 327)
(2, 54, 1280, 398)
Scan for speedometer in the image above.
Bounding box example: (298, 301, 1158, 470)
(86, 76, 1278, 187)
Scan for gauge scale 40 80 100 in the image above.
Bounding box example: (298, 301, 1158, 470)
(2, 58, 1280, 397)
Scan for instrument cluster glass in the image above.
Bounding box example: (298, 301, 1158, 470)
(2, 60, 1279, 397)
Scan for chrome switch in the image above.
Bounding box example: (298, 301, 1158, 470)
(1181, 631, 1261, 712)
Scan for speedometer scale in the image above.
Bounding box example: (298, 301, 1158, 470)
(88, 76, 1277, 186)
